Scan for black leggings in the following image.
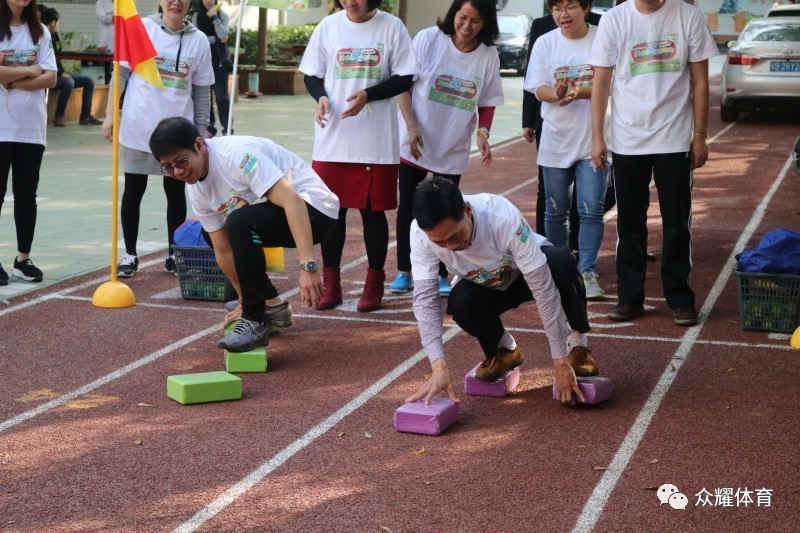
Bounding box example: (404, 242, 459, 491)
(446, 245, 589, 359)
(0, 142, 44, 254)
(396, 162, 460, 276)
(226, 201, 336, 320)
(321, 207, 388, 271)
(120, 173, 186, 255)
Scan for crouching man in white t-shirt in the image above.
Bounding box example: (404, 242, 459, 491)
(405, 177, 601, 405)
(149, 117, 340, 353)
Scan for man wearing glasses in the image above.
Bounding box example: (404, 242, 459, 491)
(149, 117, 340, 352)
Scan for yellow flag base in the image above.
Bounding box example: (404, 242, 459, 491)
(791, 326, 800, 350)
(92, 281, 136, 308)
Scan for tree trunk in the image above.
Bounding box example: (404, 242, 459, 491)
(256, 8, 268, 68)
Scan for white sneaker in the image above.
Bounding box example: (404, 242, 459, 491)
(582, 271, 605, 300)
(117, 253, 139, 278)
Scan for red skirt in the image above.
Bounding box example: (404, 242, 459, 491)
(312, 161, 398, 211)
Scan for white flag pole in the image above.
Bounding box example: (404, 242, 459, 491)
(227, 0, 246, 135)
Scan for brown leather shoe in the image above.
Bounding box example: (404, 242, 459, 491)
(569, 346, 599, 377)
(475, 346, 523, 382)
(52, 117, 65, 127)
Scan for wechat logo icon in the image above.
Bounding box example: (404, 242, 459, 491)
(657, 484, 688, 510)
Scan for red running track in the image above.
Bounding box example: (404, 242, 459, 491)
(1, 84, 799, 532)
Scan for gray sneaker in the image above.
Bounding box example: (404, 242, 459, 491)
(582, 271, 605, 300)
(265, 301, 293, 329)
(217, 317, 269, 352)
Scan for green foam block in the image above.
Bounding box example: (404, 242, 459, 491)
(225, 347, 267, 373)
(167, 371, 242, 405)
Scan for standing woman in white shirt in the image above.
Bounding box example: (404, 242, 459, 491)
(0, 0, 57, 285)
(391, 0, 503, 298)
(299, 0, 418, 312)
(102, 0, 214, 278)
(524, 0, 608, 300)
(95, 0, 114, 53)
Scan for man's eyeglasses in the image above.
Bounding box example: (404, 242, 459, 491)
(160, 155, 191, 175)
(167, 0, 190, 4)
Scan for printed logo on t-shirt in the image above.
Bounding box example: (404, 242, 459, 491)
(239, 153, 258, 175)
(0, 48, 38, 66)
(629, 34, 681, 76)
(428, 72, 481, 112)
(515, 219, 531, 244)
(335, 44, 384, 80)
(216, 189, 250, 218)
(462, 262, 513, 288)
(155, 56, 193, 90)
(553, 64, 594, 88)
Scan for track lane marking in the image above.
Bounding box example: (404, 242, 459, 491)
(572, 154, 795, 532)
(173, 327, 461, 533)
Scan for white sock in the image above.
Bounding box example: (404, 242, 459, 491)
(499, 330, 517, 351)
(568, 331, 588, 350)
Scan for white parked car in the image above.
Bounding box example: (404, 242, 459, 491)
(720, 17, 800, 121)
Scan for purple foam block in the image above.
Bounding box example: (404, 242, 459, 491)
(464, 364, 521, 397)
(394, 398, 460, 436)
(552, 376, 613, 405)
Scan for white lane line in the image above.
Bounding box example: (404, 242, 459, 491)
(572, 154, 795, 532)
(0, 257, 164, 318)
(0, 325, 220, 434)
(173, 326, 461, 533)
(49, 297, 791, 351)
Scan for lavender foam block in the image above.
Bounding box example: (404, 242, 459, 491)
(464, 364, 520, 397)
(552, 376, 613, 405)
(394, 398, 459, 436)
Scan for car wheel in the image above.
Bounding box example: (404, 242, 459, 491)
(720, 103, 738, 122)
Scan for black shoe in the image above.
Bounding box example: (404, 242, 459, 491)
(117, 253, 139, 278)
(164, 254, 177, 275)
(13, 258, 43, 282)
(0, 263, 8, 286)
(608, 303, 645, 322)
(673, 305, 698, 327)
(79, 115, 103, 125)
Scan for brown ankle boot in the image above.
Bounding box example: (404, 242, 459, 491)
(357, 268, 385, 312)
(318, 266, 342, 310)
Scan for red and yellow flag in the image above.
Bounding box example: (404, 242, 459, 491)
(114, 0, 164, 89)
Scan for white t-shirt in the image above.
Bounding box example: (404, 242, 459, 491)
(588, 0, 717, 154)
(120, 17, 214, 152)
(0, 24, 57, 146)
(398, 28, 504, 175)
(299, 10, 418, 164)
(525, 26, 597, 168)
(410, 193, 549, 287)
(189, 136, 340, 233)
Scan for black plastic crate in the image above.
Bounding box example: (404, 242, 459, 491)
(173, 245, 227, 302)
(735, 270, 800, 333)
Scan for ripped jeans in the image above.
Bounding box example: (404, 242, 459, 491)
(543, 159, 608, 274)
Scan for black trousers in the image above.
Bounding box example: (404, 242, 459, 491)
(226, 201, 336, 320)
(446, 245, 589, 359)
(396, 162, 460, 276)
(121, 173, 186, 255)
(611, 151, 695, 309)
(0, 142, 44, 254)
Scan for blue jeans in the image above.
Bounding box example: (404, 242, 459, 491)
(54, 74, 95, 120)
(543, 159, 608, 273)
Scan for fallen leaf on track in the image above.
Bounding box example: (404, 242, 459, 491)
(423, 373, 432, 380)
(136, 403, 154, 407)
(649, 458, 660, 464)
(380, 527, 393, 533)
(423, 480, 437, 486)
(410, 446, 426, 456)
(134, 439, 143, 446)
(364, 432, 372, 439)
(670, 364, 676, 372)
(727, 368, 735, 372)
(644, 486, 658, 491)
(593, 466, 609, 471)
(337, 432, 345, 438)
